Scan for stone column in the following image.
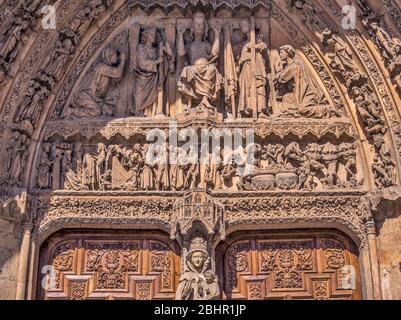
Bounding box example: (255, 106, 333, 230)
(16, 222, 33, 300)
(366, 221, 382, 300)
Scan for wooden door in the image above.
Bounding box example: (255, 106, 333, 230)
(220, 230, 362, 300)
(38, 231, 180, 300)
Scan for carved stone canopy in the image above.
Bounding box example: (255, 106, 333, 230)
(171, 190, 225, 244)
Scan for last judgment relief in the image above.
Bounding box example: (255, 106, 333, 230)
(1, 0, 401, 300)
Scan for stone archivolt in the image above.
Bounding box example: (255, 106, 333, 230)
(0, 0, 401, 300)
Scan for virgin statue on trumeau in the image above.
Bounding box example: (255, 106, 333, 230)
(176, 237, 220, 300)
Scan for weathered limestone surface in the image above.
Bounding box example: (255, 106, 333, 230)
(0, 220, 22, 300)
(0, 0, 400, 300)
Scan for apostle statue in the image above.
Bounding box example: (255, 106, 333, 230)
(369, 22, 398, 63)
(64, 46, 126, 119)
(235, 20, 268, 118)
(130, 25, 174, 117)
(273, 45, 339, 118)
(0, 16, 30, 64)
(176, 237, 220, 300)
(44, 30, 78, 80)
(177, 12, 224, 112)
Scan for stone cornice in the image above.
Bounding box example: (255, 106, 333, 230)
(42, 117, 357, 140)
(33, 190, 370, 247)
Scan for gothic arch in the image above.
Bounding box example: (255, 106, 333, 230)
(1, 0, 401, 300)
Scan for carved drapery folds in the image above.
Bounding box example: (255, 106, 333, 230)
(1, 0, 401, 301)
(171, 191, 223, 300)
(45, 11, 343, 122)
(34, 136, 364, 192)
(0, 0, 44, 85)
(1, 129, 31, 187)
(365, 21, 401, 95)
(10, 0, 115, 133)
(321, 28, 396, 189)
(0, 1, 398, 192)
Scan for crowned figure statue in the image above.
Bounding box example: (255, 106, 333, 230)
(176, 236, 220, 300)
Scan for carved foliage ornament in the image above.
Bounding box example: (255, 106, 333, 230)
(127, 0, 272, 10)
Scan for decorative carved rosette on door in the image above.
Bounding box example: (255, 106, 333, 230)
(39, 233, 180, 300)
(222, 232, 362, 300)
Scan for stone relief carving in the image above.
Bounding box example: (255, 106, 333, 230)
(365, 22, 401, 94)
(372, 133, 396, 189)
(6, 0, 115, 131)
(43, 11, 343, 122)
(127, 0, 271, 10)
(321, 28, 396, 188)
(42, 29, 78, 82)
(321, 29, 367, 88)
(0, 0, 400, 301)
(69, 0, 114, 36)
(34, 138, 364, 192)
(237, 141, 363, 191)
(286, 0, 328, 32)
(1, 130, 30, 187)
(14, 72, 54, 132)
(176, 236, 219, 300)
(130, 24, 174, 117)
(0, 4, 34, 84)
(177, 12, 223, 114)
(36, 142, 53, 189)
(63, 47, 126, 119)
(229, 19, 269, 119)
(273, 45, 339, 119)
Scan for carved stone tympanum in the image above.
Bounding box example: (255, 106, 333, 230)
(1, 0, 401, 301)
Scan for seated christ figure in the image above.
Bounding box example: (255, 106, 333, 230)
(177, 12, 223, 112)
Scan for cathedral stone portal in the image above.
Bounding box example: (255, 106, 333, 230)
(1, 0, 401, 300)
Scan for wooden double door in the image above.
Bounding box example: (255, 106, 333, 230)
(38, 229, 362, 300)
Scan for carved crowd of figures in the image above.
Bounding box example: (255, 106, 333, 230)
(237, 141, 363, 191)
(11, 0, 114, 131)
(353, 0, 401, 93)
(35, 141, 199, 192)
(0, 0, 42, 85)
(366, 22, 401, 93)
(321, 28, 396, 188)
(35, 139, 363, 192)
(58, 12, 340, 121)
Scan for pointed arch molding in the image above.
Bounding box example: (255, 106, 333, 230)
(0, 0, 401, 246)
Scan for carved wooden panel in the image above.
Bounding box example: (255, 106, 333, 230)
(38, 232, 180, 300)
(222, 231, 362, 300)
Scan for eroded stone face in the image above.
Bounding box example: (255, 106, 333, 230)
(0, 0, 401, 300)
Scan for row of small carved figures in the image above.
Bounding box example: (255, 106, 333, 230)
(35, 141, 363, 191)
(0, 0, 113, 85)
